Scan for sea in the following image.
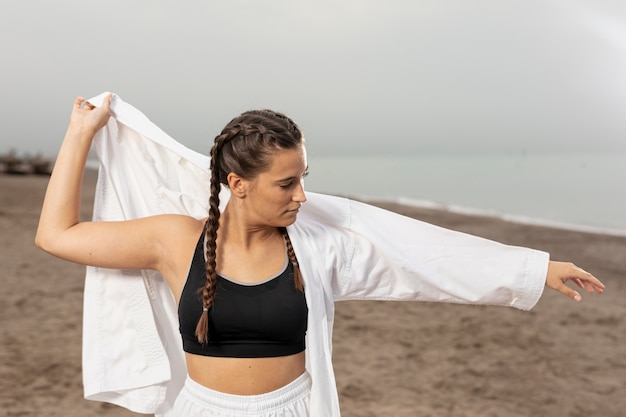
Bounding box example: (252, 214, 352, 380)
(86, 152, 624, 236)
(304, 152, 626, 236)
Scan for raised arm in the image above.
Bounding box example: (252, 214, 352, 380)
(36, 95, 113, 260)
(35, 95, 199, 274)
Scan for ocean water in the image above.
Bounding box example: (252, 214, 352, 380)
(304, 153, 626, 236)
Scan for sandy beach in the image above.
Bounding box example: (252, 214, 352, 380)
(1, 171, 624, 417)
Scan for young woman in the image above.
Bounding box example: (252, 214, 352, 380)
(36, 94, 605, 417)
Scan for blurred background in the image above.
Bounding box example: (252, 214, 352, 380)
(1, 0, 625, 230)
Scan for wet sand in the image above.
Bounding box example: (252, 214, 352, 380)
(1, 172, 624, 417)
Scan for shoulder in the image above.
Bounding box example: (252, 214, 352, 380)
(153, 214, 206, 235)
(122, 213, 205, 244)
(151, 214, 206, 256)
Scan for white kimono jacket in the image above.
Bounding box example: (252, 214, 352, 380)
(83, 93, 548, 416)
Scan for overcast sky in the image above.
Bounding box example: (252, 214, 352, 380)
(1, 0, 626, 157)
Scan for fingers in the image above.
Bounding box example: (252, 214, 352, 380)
(74, 96, 85, 109)
(563, 262, 605, 291)
(102, 92, 113, 108)
(69, 94, 113, 133)
(74, 93, 114, 111)
(546, 261, 605, 302)
(567, 288, 582, 302)
(575, 266, 605, 294)
(580, 279, 595, 294)
(74, 96, 95, 111)
(572, 277, 599, 294)
(552, 275, 582, 301)
(97, 92, 114, 113)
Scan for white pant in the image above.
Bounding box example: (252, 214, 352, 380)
(171, 372, 311, 417)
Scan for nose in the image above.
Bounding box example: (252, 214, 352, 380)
(293, 179, 307, 203)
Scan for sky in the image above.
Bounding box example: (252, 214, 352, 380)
(1, 0, 626, 157)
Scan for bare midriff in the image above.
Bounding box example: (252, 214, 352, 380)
(185, 351, 306, 395)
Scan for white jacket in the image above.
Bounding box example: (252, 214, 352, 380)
(83, 93, 548, 416)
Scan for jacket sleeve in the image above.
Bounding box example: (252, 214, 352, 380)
(331, 197, 548, 310)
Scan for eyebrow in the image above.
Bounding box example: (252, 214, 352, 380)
(276, 166, 309, 183)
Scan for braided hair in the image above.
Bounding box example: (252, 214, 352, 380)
(195, 110, 305, 344)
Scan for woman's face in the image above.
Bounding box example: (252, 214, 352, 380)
(239, 145, 308, 228)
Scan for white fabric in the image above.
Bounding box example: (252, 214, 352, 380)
(83, 92, 549, 416)
(173, 372, 311, 416)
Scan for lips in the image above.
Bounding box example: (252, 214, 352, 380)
(287, 203, 302, 213)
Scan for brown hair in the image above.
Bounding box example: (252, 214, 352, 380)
(195, 110, 305, 344)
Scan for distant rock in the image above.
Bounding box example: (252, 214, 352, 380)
(0, 151, 52, 176)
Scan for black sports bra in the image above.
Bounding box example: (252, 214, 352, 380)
(178, 230, 308, 358)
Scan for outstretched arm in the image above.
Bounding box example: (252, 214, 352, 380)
(545, 261, 604, 301)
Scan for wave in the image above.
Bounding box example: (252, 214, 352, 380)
(357, 194, 626, 238)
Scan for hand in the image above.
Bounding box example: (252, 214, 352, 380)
(68, 93, 113, 136)
(545, 261, 605, 301)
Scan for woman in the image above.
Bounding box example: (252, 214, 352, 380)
(36, 94, 605, 417)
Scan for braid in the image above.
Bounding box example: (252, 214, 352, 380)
(194, 132, 230, 344)
(281, 227, 304, 292)
(260, 110, 300, 136)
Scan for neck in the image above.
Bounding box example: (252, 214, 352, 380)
(219, 202, 280, 250)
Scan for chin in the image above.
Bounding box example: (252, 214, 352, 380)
(279, 214, 299, 227)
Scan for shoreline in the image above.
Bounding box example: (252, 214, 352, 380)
(361, 194, 626, 238)
(305, 152, 626, 237)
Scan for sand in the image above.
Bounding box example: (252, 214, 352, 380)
(1, 172, 624, 417)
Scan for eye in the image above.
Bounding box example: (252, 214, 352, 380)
(278, 169, 308, 189)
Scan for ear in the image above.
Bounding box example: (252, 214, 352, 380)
(227, 172, 249, 198)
